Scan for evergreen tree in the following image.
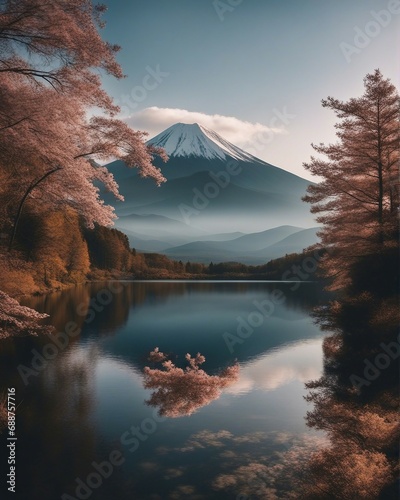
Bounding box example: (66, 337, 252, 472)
(303, 70, 399, 292)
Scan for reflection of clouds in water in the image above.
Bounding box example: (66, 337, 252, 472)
(169, 484, 205, 500)
(144, 339, 323, 419)
(178, 430, 268, 452)
(226, 338, 324, 395)
(158, 428, 328, 499)
(138, 461, 186, 480)
(139, 461, 160, 472)
(213, 463, 279, 499)
(163, 467, 185, 480)
(209, 431, 327, 499)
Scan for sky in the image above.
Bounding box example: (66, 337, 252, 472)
(100, 0, 399, 180)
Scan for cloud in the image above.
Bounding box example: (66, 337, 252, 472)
(125, 107, 286, 149)
(225, 338, 324, 395)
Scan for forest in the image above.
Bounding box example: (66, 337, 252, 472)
(0, 2, 399, 499)
(0, 0, 327, 335)
(0, 1, 398, 341)
(0, 0, 164, 333)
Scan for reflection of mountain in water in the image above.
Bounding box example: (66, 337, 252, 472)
(23, 281, 328, 373)
(3, 281, 333, 499)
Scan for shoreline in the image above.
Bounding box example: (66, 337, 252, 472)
(18, 274, 320, 300)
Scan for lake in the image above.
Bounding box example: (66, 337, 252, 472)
(0, 281, 330, 499)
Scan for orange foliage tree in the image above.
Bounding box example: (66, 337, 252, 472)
(303, 70, 399, 292)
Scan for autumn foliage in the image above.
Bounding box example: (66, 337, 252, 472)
(0, 0, 168, 335)
(303, 70, 399, 293)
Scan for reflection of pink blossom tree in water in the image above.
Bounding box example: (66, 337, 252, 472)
(0, 291, 53, 339)
(143, 348, 239, 418)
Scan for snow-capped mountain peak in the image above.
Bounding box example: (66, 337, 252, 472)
(146, 122, 258, 162)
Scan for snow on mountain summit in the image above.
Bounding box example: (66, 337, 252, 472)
(147, 122, 258, 162)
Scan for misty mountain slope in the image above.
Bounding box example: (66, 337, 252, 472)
(160, 226, 305, 258)
(106, 170, 314, 231)
(225, 225, 304, 252)
(128, 176, 302, 215)
(258, 227, 320, 255)
(104, 158, 311, 213)
(106, 153, 311, 197)
(116, 214, 247, 249)
(120, 232, 171, 253)
(195, 231, 245, 242)
(163, 226, 320, 264)
(116, 213, 208, 242)
(103, 122, 318, 258)
(164, 240, 238, 261)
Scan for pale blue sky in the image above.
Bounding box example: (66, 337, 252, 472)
(101, 0, 399, 179)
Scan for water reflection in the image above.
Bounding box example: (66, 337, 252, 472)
(143, 348, 239, 417)
(0, 341, 97, 498)
(299, 303, 400, 499)
(0, 281, 332, 499)
(0, 339, 134, 499)
(157, 428, 328, 499)
(22, 280, 327, 333)
(226, 338, 324, 395)
(22, 281, 328, 373)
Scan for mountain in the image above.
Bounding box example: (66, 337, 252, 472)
(163, 226, 320, 264)
(147, 122, 258, 162)
(103, 122, 319, 261)
(215, 225, 305, 252)
(115, 213, 207, 244)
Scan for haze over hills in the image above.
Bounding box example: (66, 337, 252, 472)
(104, 123, 319, 263)
(163, 227, 320, 265)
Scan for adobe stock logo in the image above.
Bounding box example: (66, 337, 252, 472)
(178, 159, 242, 224)
(223, 290, 286, 354)
(114, 65, 169, 115)
(213, 0, 243, 22)
(340, 1, 400, 63)
(62, 409, 166, 500)
(349, 332, 400, 391)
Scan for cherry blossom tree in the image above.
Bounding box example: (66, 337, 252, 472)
(143, 348, 239, 417)
(0, 0, 168, 337)
(0, 0, 123, 85)
(0, 291, 53, 339)
(0, 0, 167, 250)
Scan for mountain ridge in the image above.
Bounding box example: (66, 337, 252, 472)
(162, 226, 320, 264)
(103, 122, 319, 261)
(147, 122, 259, 162)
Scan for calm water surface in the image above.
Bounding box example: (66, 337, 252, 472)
(1, 281, 330, 499)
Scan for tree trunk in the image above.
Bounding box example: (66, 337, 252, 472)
(378, 160, 384, 238)
(376, 100, 384, 245)
(8, 167, 61, 252)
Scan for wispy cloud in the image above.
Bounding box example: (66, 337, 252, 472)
(125, 107, 286, 148)
(225, 338, 324, 395)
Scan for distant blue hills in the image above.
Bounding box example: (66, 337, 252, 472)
(103, 123, 319, 264)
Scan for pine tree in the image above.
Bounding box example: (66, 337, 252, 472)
(303, 70, 399, 292)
